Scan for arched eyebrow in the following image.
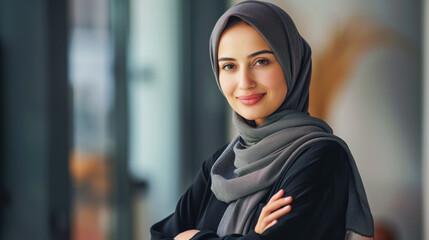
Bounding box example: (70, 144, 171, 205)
(248, 50, 274, 58)
(218, 50, 274, 62)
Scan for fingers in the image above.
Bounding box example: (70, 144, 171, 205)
(263, 220, 277, 232)
(174, 230, 200, 240)
(260, 199, 292, 227)
(267, 189, 284, 204)
(255, 190, 293, 234)
(262, 195, 293, 215)
(264, 204, 292, 224)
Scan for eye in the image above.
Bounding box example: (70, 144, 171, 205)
(222, 64, 236, 70)
(254, 59, 269, 66)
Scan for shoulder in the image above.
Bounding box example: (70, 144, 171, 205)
(201, 143, 229, 176)
(294, 140, 348, 164)
(270, 140, 351, 197)
(282, 140, 350, 182)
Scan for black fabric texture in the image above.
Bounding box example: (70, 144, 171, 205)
(150, 140, 350, 240)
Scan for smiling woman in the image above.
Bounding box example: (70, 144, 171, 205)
(218, 20, 288, 126)
(151, 1, 374, 239)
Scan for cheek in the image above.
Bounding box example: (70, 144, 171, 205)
(219, 76, 235, 96)
(257, 69, 287, 99)
(258, 70, 286, 89)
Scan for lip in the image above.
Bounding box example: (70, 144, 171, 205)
(237, 93, 265, 106)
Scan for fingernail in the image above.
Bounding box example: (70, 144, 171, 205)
(284, 196, 292, 201)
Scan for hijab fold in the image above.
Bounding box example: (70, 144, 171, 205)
(209, 1, 374, 238)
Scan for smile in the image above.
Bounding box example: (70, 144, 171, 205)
(237, 93, 265, 106)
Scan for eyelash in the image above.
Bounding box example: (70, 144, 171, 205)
(221, 59, 270, 71)
(254, 59, 269, 66)
(222, 64, 236, 70)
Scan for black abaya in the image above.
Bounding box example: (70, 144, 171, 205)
(151, 140, 350, 240)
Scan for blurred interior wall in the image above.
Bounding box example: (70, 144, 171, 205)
(110, 0, 133, 239)
(179, 0, 228, 190)
(127, 1, 182, 238)
(127, 1, 227, 238)
(0, 0, 71, 239)
(127, 0, 182, 227)
(68, 0, 131, 239)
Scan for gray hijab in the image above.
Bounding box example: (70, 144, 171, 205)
(209, 0, 311, 113)
(209, 1, 374, 238)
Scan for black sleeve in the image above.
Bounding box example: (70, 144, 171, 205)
(150, 145, 227, 240)
(191, 141, 350, 240)
(258, 140, 350, 240)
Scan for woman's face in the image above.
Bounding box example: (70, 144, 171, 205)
(218, 22, 287, 126)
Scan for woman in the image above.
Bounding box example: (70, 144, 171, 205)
(151, 1, 374, 239)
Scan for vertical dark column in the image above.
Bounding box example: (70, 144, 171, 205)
(0, 0, 70, 239)
(110, 0, 132, 239)
(47, 0, 71, 239)
(0, 22, 7, 240)
(179, 1, 228, 189)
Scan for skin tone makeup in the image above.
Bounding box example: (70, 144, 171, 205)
(218, 22, 288, 126)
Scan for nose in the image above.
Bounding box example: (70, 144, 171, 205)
(238, 68, 256, 90)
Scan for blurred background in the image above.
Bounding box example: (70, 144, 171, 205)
(0, 0, 427, 240)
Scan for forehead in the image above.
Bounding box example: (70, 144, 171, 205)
(218, 22, 272, 56)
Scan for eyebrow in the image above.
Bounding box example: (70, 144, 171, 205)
(218, 50, 274, 62)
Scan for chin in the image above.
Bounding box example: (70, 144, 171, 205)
(238, 114, 263, 121)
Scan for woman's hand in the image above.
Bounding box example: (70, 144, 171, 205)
(254, 189, 292, 234)
(174, 230, 200, 240)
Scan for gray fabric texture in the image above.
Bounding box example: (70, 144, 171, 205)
(209, 0, 374, 238)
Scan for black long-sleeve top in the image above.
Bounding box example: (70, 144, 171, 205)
(151, 140, 351, 240)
